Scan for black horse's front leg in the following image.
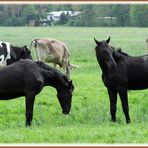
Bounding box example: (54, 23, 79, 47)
(25, 91, 36, 126)
(118, 87, 131, 124)
(107, 88, 117, 122)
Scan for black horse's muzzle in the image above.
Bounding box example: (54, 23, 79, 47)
(62, 110, 70, 115)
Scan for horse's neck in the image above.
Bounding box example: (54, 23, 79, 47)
(43, 70, 63, 91)
(99, 58, 116, 74)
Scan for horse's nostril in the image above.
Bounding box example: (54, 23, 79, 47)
(62, 110, 69, 115)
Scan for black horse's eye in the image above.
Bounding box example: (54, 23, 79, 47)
(102, 50, 108, 55)
(0, 58, 2, 61)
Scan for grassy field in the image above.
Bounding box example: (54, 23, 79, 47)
(0, 26, 147, 144)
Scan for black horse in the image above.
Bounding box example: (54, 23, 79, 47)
(0, 59, 74, 126)
(94, 36, 148, 124)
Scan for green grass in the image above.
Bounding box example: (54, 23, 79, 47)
(0, 26, 147, 143)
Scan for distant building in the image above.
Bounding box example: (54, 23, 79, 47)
(47, 11, 81, 22)
(28, 20, 36, 26)
(39, 19, 50, 26)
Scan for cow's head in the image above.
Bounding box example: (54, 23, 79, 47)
(20, 46, 32, 60)
(0, 43, 7, 67)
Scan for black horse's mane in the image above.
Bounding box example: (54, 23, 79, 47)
(35, 61, 69, 84)
(116, 49, 129, 56)
(110, 46, 129, 57)
(36, 61, 56, 71)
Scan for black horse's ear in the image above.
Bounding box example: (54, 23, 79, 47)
(69, 80, 72, 87)
(106, 36, 110, 44)
(69, 80, 74, 91)
(112, 50, 121, 59)
(94, 38, 100, 45)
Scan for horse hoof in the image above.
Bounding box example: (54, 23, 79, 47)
(126, 120, 131, 124)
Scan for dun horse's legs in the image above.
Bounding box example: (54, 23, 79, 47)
(107, 88, 117, 122)
(118, 88, 131, 124)
(35, 48, 40, 60)
(63, 60, 70, 79)
(25, 91, 36, 126)
(65, 66, 70, 79)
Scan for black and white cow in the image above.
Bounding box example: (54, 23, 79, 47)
(0, 42, 32, 66)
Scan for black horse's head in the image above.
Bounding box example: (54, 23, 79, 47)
(94, 37, 117, 71)
(35, 61, 74, 115)
(57, 75, 74, 115)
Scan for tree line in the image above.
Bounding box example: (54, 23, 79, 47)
(0, 4, 148, 27)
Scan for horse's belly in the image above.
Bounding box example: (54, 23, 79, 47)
(0, 92, 24, 100)
(37, 48, 48, 60)
(128, 80, 148, 90)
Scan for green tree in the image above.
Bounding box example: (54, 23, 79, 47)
(59, 12, 69, 25)
(22, 5, 38, 24)
(111, 5, 130, 26)
(130, 5, 148, 27)
(93, 5, 113, 26)
(81, 5, 94, 27)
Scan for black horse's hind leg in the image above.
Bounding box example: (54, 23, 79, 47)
(107, 88, 117, 122)
(118, 88, 131, 124)
(25, 91, 36, 126)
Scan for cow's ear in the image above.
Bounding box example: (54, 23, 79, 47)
(23, 46, 31, 54)
(63, 75, 69, 83)
(23, 45, 27, 49)
(1, 43, 7, 48)
(22, 45, 28, 51)
(106, 36, 110, 44)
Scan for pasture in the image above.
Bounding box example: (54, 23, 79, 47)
(0, 26, 147, 143)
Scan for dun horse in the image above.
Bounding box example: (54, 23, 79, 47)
(30, 38, 78, 78)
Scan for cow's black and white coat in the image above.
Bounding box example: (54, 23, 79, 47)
(0, 41, 32, 66)
(0, 42, 11, 66)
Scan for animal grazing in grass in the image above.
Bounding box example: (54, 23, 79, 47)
(30, 38, 78, 78)
(0, 59, 74, 126)
(0, 41, 32, 67)
(94, 36, 148, 124)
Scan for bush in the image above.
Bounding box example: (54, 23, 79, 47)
(2, 16, 25, 26)
(66, 20, 74, 26)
